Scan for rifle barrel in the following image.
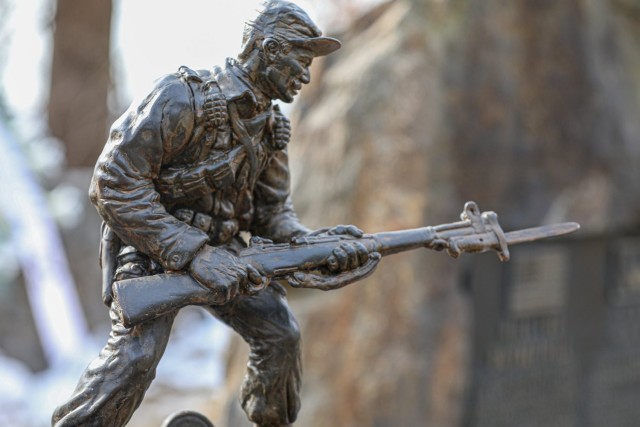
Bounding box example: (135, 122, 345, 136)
(371, 227, 436, 256)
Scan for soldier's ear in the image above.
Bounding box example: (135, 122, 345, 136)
(262, 38, 281, 62)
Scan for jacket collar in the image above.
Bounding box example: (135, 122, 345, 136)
(215, 59, 270, 112)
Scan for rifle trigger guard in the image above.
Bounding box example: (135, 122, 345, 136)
(286, 253, 382, 291)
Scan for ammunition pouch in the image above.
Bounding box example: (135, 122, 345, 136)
(155, 153, 235, 201)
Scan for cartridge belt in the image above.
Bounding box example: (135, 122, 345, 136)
(173, 208, 239, 246)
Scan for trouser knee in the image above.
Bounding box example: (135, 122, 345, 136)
(278, 318, 301, 350)
(126, 350, 159, 380)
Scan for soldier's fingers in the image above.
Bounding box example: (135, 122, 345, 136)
(246, 265, 264, 284)
(369, 252, 382, 265)
(287, 275, 301, 288)
(307, 227, 330, 237)
(288, 272, 307, 288)
(327, 224, 363, 237)
(353, 241, 369, 265)
(227, 280, 239, 301)
(328, 225, 345, 235)
(278, 123, 288, 131)
(345, 225, 364, 238)
(246, 264, 260, 282)
(326, 255, 339, 272)
(340, 243, 359, 270)
(332, 247, 349, 271)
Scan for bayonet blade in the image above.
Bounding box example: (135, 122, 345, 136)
(505, 222, 580, 245)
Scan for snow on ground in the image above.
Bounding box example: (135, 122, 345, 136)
(0, 307, 230, 427)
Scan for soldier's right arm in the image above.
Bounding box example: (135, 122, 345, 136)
(89, 75, 209, 271)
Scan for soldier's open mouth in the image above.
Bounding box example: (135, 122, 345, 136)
(290, 80, 302, 95)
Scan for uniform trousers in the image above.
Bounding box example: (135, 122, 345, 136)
(51, 284, 301, 427)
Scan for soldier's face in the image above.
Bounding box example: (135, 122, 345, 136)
(264, 47, 313, 103)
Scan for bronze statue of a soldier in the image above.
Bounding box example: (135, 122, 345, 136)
(53, 2, 375, 426)
(52, 1, 580, 426)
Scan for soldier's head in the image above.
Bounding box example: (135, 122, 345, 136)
(238, 1, 341, 103)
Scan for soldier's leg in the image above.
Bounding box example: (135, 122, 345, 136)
(209, 283, 301, 427)
(52, 305, 177, 427)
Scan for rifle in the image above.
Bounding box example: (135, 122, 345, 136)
(112, 202, 579, 327)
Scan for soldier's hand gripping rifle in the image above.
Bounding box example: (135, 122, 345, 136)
(112, 201, 579, 327)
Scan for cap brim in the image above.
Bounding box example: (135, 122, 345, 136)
(290, 37, 342, 57)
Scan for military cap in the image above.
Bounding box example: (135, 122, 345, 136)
(247, 1, 341, 57)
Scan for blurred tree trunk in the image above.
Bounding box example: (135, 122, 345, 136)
(47, 0, 113, 330)
(48, 0, 112, 167)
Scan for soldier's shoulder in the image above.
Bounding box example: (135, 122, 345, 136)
(149, 69, 194, 103)
(144, 66, 228, 130)
(177, 65, 214, 83)
(129, 67, 207, 121)
(155, 66, 219, 102)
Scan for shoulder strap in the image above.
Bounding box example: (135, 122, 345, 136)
(178, 65, 203, 83)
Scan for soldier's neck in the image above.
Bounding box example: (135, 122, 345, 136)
(236, 55, 275, 105)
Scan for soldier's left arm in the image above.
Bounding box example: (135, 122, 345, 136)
(251, 147, 311, 243)
(251, 145, 376, 275)
(251, 107, 371, 273)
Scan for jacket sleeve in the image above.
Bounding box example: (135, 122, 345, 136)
(89, 75, 209, 271)
(251, 147, 311, 243)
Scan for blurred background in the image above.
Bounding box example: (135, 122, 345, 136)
(1, 0, 640, 426)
